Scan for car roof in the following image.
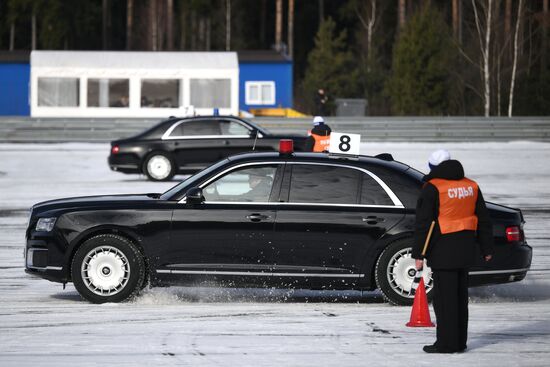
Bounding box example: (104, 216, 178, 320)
(225, 151, 413, 172)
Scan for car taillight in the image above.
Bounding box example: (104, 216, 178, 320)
(111, 145, 120, 154)
(505, 225, 522, 242)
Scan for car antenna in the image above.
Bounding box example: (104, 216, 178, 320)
(252, 129, 259, 151)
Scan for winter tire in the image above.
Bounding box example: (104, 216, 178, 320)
(375, 238, 434, 306)
(71, 234, 145, 304)
(143, 152, 175, 181)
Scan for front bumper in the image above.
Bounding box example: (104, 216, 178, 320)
(25, 237, 69, 284)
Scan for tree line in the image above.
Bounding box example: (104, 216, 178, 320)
(1, 0, 549, 116)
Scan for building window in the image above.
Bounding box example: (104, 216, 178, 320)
(141, 79, 180, 108)
(87, 79, 129, 108)
(245, 81, 275, 105)
(190, 79, 231, 108)
(37, 77, 79, 107)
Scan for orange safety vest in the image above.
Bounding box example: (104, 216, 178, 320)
(429, 177, 479, 234)
(308, 131, 330, 152)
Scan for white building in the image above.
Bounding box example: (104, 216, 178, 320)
(30, 51, 239, 118)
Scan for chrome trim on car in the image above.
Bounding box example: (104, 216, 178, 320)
(164, 135, 250, 140)
(156, 269, 364, 278)
(166, 264, 348, 272)
(110, 164, 139, 169)
(468, 267, 530, 275)
(178, 161, 404, 208)
(26, 265, 63, 271)
(162, 118, 253, 140)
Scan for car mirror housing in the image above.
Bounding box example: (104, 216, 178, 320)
(185, 187, 205, 205)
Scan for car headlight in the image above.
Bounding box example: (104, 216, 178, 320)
(36, 217, 57, 232)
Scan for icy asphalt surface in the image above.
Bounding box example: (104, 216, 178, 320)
(0, 142, 549, 366)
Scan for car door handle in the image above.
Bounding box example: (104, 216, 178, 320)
(224, 140, 230, 146)
(362, 216, 385, 225)
(246, 213, 271, 222)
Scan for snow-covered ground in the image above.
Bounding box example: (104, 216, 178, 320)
(0, 142, 549, 366)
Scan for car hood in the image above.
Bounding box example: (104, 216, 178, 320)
(32, 194, 161, 214)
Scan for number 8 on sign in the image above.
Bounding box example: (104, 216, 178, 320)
(329, 132, 361, 156)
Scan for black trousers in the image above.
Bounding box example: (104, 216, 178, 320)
(432, 268, 469, 352)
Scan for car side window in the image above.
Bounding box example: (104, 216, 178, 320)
(220, 120, 250, 136)
(360, 174, 394, 205)
(203, 165, 278, 202)
(288, 165, 360, 204)
(170, 120, 221, 137)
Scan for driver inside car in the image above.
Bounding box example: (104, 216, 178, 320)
(242, 171, 273, 202)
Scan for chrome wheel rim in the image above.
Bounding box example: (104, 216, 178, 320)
(147, 155, 171, 180)
(386, 247, 433, 298)
(81, 246, 130, 296)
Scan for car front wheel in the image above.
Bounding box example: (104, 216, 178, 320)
(143, 152, 175, 181)
(71, 234, 145, 303)
(375, 238, 433, 306)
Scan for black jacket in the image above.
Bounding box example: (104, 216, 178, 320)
(305, 124, 332, 151)
(412, 160, 494, 269)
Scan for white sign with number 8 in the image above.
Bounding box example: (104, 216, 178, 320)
(328, 132, 361, 156)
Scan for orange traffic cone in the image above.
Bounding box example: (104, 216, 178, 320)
(406, 278, 435, 327)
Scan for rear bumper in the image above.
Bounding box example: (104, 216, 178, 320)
(108, 154, 141, 174)
(468, 243, 532, 287)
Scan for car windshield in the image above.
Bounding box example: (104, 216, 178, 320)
(160, 159, 230, 200)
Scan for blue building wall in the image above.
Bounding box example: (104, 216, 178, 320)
(238, 62, 292, 111)
(0, 64, 30, 116)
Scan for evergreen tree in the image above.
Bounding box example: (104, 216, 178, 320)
(386, 6, 457, 115)
(302, 17, 359, 115)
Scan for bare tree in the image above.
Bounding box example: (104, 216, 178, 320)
(226, 0, 231, 51)
(150, 0, 157, 51)
(508, 0, 524, 117)
(31, 12, 37, 49)
(355, 0, 377, 62)
(398, 0, 406, 31)
(127, 0, 133, 50)
(179, 5, 187, 50)
(543, 0, 549, 70)
(452, 0, 463, 42)
(167, 0, 174, 50)
(288, 0, 294, 59)
(275, 0, 283, 52)
(9, 21, 15, 50)
(103, 0, 111, 50)
(472, 0, 494, 117)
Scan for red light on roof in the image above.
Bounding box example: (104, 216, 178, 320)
(111, 145, 120, 154)
(505, 226, 522, 242)
(279, 139, 294, 154)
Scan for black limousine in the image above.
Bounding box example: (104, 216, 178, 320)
(27, 148, 532, 305)
(108, 115, 307, 181)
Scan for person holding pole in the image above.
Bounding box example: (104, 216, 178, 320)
(412, 149, 494, 354)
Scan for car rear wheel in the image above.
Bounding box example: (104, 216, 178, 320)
(71, 234, 145, 303)
(375, 238, 433, 306)
(143, 152, 175, 181)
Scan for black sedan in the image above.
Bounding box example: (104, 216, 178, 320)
(26, 149, 532, 305)
(108, 115, 307, 181)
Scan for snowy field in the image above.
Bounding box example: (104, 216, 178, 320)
(0, 142, 549, 366)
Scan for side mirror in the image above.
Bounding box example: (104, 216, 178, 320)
(185, 187, 204, 205)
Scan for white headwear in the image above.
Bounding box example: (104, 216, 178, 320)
(428, 149, 451, 168)
(313, 116, 325, 125)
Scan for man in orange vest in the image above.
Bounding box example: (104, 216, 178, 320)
(305, 116, 331, 152)
(413, 149, 494, 354)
